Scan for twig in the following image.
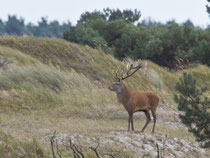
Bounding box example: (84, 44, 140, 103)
(161, 135, 168, 157)
(56, 139, 62, 158)
(50, 130, 57, 158)
(104, 153, 115, 158)
(89, 142, 100, 158)
(69, 139, 80, 158)
(141, 153, 151, 158)
(156, 143, 160, 158)
(74, 144, 85, 158)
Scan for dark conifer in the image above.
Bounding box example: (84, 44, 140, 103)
(174, 72, 210, 148)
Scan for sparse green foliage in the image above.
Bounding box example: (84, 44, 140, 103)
(79, 10, 107, 24)
(207, 0, 210, 17)
(103, 8, 141, 23)
(0, 19, 4, 35)
(174, 73, 210, 148)
(78, 8, 141, 24)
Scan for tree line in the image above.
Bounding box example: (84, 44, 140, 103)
(0, 4, 209, 69)
(63, 8, 210, 69)
(0, 15, 70, 38)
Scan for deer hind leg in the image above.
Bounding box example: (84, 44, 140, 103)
(151, 110, 157, 134)
(141, 111, 151, 132)
(131, 114, 134, 131)
(128, 116, 131, 132)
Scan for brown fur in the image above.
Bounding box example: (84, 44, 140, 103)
(108, 81, 159, 133)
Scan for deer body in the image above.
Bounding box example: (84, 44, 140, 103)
(109, 60, 159, 133)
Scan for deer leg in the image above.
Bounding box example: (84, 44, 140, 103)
(141, 111, 151, 132)
(131, 114, 134, 131)
(151, 110, 157, 134)
(128, 116, 131, 132)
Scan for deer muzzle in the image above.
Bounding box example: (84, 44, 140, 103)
(108, 86, 114, 91)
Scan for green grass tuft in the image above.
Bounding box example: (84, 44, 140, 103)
(0, 65, 66, 91)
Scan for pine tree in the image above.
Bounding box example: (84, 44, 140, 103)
(174, 72, 210, 148)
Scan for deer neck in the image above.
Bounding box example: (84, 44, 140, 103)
(116, 82, 130, 104)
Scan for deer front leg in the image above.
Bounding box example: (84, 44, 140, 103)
(131, 114, 134, 131)
(128, 113, 134, 132)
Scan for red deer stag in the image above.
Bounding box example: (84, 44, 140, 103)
(108, 60, 159, 133)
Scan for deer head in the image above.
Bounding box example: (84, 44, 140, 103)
(108, 59, 146, 93)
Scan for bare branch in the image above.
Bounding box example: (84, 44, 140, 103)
(141, 153, 151, 158)
(104, 153, 115, 158)
(156, 143, 160, 158)
(89, 142, 100, 158)
(69, 139, 80, 158)
(56, 139, 62, 158)
(50, 131, 57, 158)
(74, 144, 85, 158)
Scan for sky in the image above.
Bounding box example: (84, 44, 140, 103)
(0, 0, 209, 27)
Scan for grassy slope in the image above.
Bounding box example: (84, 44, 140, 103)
(0, 36, 209, 106)
(0, 36, 209, 157)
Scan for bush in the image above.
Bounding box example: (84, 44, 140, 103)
(63, 23, 110, 53)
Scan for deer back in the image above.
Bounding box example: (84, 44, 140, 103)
(128, 90, 159, 112)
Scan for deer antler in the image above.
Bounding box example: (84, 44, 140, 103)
(112, 68, 120, 81)
(113, 59, 146, 81)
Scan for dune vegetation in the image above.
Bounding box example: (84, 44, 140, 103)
(0, 36, 209, 157)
